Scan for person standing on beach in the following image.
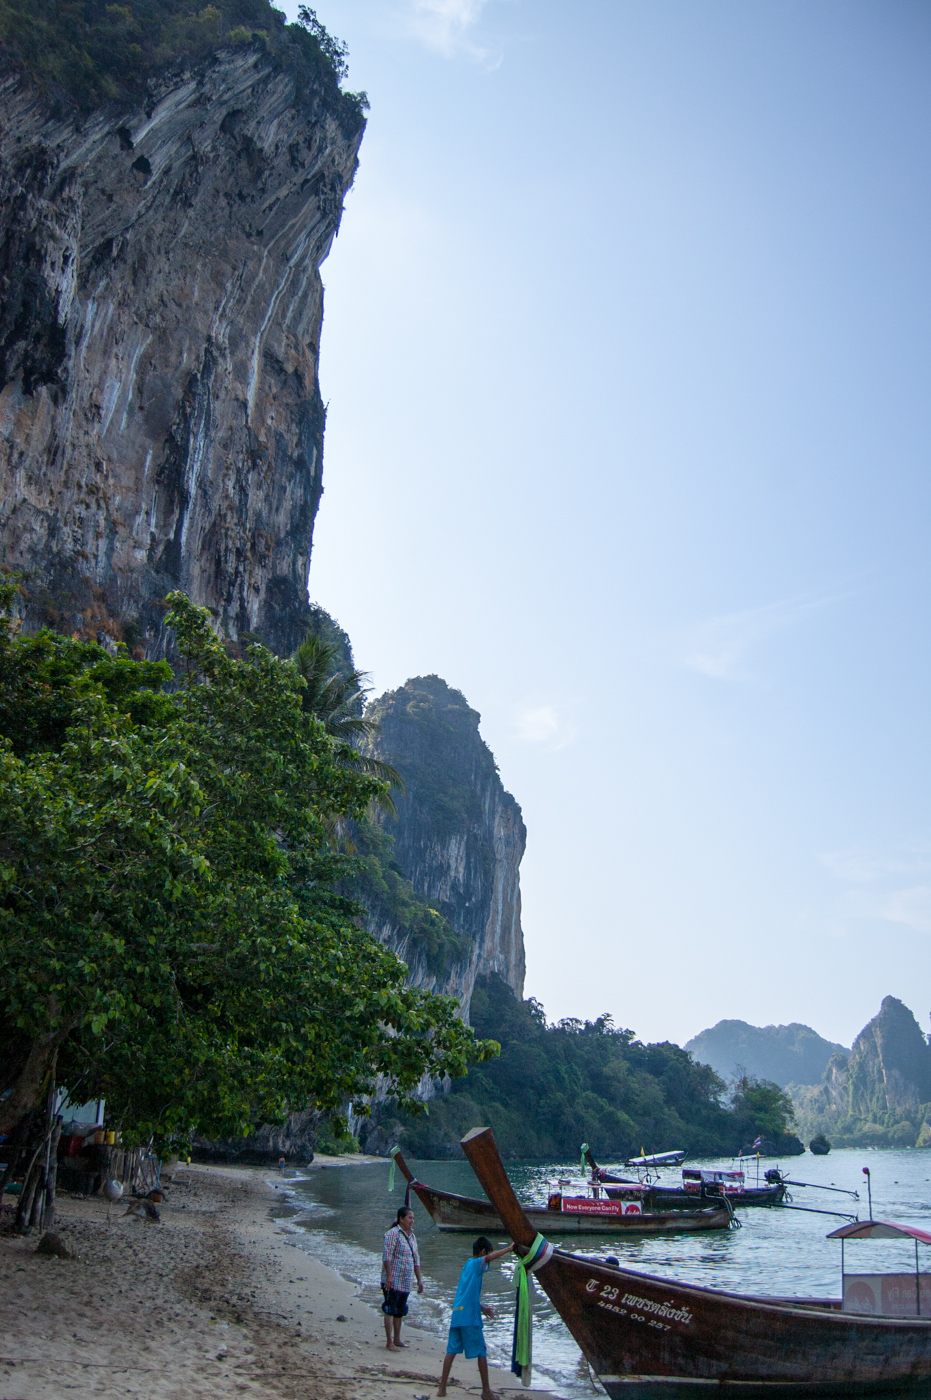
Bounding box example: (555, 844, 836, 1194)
(437, 1236, 512, 1400)
(382, 1206, 423, 1351)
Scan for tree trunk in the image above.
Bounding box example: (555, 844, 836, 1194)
(0, 1003, 77, 1137)
(43, 1118, 63, 1227)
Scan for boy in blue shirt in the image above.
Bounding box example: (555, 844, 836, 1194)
(437, 1235, 513, 1400)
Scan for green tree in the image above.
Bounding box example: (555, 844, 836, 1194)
(730, 1075, 803, 1153)
(291, 630, 403, 811)
(0, 583, 493, 1151)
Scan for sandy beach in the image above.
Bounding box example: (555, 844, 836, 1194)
(0, 1161, 562, 1400)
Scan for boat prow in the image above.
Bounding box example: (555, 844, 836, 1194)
(460, 1125, 931, 1398)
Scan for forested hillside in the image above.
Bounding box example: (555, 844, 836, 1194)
(368, 975, 803, 1161)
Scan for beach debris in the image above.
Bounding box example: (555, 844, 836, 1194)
(35, 1232, 74, 1259)
(336, 1314, 347, 1322)
(104, 1180, 124, 1201)
(122, 1199, 161, 1222)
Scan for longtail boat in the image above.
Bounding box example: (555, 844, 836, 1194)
(584, 1148, 787, 1209)
(463, 1124, 931, 1398)
(389, 1148, 732, 1236)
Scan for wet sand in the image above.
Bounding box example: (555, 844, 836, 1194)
(0, 1161, 561, 1400)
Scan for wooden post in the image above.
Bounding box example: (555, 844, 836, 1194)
(460, 1126, 536, 1249)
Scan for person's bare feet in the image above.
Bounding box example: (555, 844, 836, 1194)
(386, 1342, 401, 1352)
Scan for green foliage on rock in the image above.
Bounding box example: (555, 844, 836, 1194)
(728, 1075, 804, 1155)
(0, 0, 366, 123)
(0, 580, 494, 1149)
(346, 818, 470, 978)
(378, 975, 741, 1160)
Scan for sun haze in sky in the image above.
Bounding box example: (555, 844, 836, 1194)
(284, 0, 931, 1048)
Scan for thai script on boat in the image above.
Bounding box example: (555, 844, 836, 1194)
(621, 1292, 693, 1325)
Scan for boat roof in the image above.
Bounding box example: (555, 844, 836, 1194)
(827, 1219, 931, 1244)
(626, 1150, 685, 1166)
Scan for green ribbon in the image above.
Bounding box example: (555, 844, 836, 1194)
(388, 1145, 400, 1194)
(512, 1233, 551, 1387)
(580, 1143, 590, 1175)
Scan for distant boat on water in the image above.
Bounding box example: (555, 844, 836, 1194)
(389, 1148, 733, 1236)
(584, 1148, 788, 1209)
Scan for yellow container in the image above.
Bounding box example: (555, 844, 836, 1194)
(105, 1130, 116, 1145)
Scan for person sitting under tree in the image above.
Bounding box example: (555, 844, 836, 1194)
(437, 1235, 513, 1400)
(381, 1205, 423, 1351)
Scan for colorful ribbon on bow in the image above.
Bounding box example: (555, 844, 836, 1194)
(511, 1233, 555, 1387)
(388, 1145, 400, 1194)
(580, 1142, 590, 1175)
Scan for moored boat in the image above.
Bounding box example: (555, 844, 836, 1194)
(585, 1148, 788, 1209)
(388, 1148, 732, 1236)
(463, 1124, 931, 1398)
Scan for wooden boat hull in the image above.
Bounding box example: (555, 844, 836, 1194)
(540, 1251, 931, 1397)
(409, 1181, 730, 1236)
(461, 1126, 931, 1398)
(604, 1183, 787, 1209)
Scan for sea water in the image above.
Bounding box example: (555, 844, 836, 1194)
(277, 1148, 931, 1397)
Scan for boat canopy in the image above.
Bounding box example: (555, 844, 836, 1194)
(626, 1151, 685, 1167)
(827, 1220, 931, 1244)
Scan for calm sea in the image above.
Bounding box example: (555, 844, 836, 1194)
(276, 1149, 931, 1397)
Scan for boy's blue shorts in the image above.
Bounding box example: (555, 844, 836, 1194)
(446, 1325, 486, 1358)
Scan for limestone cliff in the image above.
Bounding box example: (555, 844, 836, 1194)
(364, 675, 526, 1015)
(0, 41, 363, 654)
(790, 996, 931, 1148)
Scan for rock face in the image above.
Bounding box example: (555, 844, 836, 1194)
(686, 1018, 848, 1088)
(0, 44, 363, 655)
(790, 996, 931, 1148)
(365, 675, 526, 1015)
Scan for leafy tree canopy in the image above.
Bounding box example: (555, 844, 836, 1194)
(378, 976, 807, 1160)
(0, 580, 494, 1149)
(0, 0, 366, 122)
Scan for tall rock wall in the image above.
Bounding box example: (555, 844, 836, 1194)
(0, 44, 363, 655)
(790, 996, 931, 1148)
(365, 675, 526, 1016)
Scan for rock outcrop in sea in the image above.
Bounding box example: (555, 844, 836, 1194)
(0, 42, 363, 655)
(790, 996, 931, 1148)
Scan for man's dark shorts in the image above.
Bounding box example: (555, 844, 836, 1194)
(382, 1287, 410, 1317)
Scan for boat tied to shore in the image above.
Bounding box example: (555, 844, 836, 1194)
(388, 1146, 735, 1236)
(461, 1123, 931, 1398)
(584, 1147, 789, 1209)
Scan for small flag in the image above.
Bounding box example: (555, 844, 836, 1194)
(751, 1136, 762, 1152)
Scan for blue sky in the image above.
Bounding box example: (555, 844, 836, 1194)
(280, 0, 931, 1047)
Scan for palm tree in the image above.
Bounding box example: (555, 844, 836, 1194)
(291, 632, 404, 814)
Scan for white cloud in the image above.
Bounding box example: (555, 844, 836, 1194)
(678, 590, 843, 683)
(403, 0, 501, 65)
(820, 845, 931, 936)
(820, 847, 931, 884)
(515, 703, 576, 750)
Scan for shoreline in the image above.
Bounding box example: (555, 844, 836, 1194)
(0, 1160, 563, 1400)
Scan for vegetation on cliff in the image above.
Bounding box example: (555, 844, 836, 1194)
(686, 1018, 848, 1088)
(790, 996, 931, 1148)
(0, 579, 494, 1156)
(375, 974, 803, 1161)
(294, 612, 469, 978)
(0, 0, 366, 123)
